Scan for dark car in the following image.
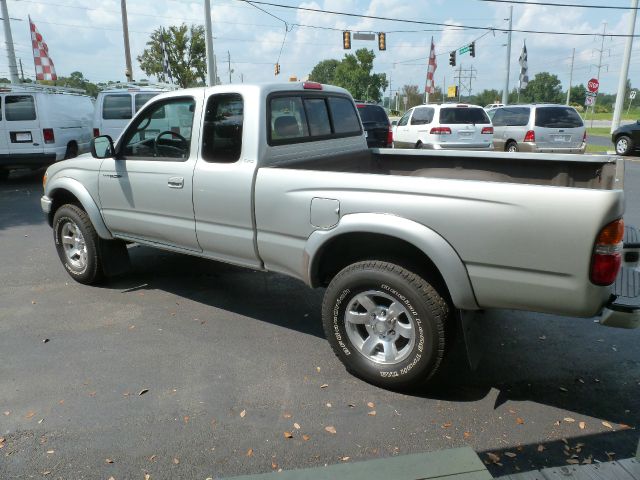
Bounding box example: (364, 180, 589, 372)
(355, 103, 392, 148)
(612, 120, 640, 156)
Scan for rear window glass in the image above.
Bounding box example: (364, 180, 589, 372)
(6, 95, 36, 121)
(103, 94, 132, 120)
(135, 93, 159, 112)
(271, 97, 310, 142)
(411, 107, 434, 125)
(357, 104, 388, 124)
(438, 107, 490, 124)
(330, 97, 361, 134)
(304, 98, 331, 137)
(535, 107, 583, 128)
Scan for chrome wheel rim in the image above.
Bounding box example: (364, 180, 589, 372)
(60, 220, 87, 270)
(344, 290, 416, 365)
(616, 138, 628, 154)
(507, 144, 517, 152)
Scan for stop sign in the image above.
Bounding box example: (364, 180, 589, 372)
(588, 78, 600, 93)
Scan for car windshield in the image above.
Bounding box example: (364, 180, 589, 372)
(438, 107, 490, 124)
(357, 105, 388, 124)
(535, 107, 583, 128)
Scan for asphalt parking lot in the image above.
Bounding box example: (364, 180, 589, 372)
(1, 163, 639, 480)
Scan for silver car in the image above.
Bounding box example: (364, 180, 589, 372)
(489, 104, 586, 154)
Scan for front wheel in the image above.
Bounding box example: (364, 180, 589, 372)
(322, 261, 450, 390)
(506, 141, 519, 153)
(53, 204, 104, 284)
(615, 135, 633, 156)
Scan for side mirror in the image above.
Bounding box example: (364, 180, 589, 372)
(91, 135, 115, 159)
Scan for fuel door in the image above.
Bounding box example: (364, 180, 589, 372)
(310, 197, 340, 229)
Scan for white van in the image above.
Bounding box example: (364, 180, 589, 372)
(93, 83, 176, 141)
(0, 84, 94, 179)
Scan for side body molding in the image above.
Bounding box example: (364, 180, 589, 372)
(46, 177, 114, 240)
(304, 213, 479, 311)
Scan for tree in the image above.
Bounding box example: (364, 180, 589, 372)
(309, 59, 340, 84)
(400, 85, 423, 109)
(138, 24, 206, 88)
(473, 89, 501, 107)
(519, 72, 563, 103)
(569, 84, 586, 105)
(41, 71, 100, 97)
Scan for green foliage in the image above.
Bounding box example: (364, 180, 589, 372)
(137, 24, 206, 88)
(309, 49, 388, 102)
(401, 85, 424, 109)
(40, 71, 100, 97)
(472, 89, 501, 107)
(569, 84, 586, 105)
(519, 72, 563, 103)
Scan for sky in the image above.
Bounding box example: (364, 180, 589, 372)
(1, 0, 639, 97)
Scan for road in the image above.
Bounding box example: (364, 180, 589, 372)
(1, 166, 639, 479)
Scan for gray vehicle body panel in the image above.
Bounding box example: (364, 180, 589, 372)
(42, 84, 630, 323)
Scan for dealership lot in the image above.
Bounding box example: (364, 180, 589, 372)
(1, 165, 639, 479)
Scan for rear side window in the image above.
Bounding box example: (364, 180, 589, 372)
(6, 95, 36, 121)
(202, 93, 244, 163)
(305, 98, 331, 137)
(135, 93, 159, 112)
(357, 105, 388, 124)
(411, 107, 434, 125)
(438, 107, 490, 125)
(535, 107, 583, 128)
(330, 97, 361, 134)
(493, 107, 530, 127)
(102, 94, 132, 120)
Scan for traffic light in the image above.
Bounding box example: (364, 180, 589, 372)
(449, 50, 456, 67)
(378, 32, 386, 51)
(469, 41, 475, 58)
(274, 63, 280, 75)
(343, 31, 351, 49)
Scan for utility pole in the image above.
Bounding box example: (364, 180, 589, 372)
(204, 0, 216, 86)
(19, 58, 24, 82)
(0, 0, 19, 84)
(456, 64, 463, 101)
(612, 0, 638, 133)
(590, 22, 607, 128)
(227, 50, 232, 83)
(120, 0, 133, 82)
(566, 48, 575, 105)
(502, 5, 513, 105)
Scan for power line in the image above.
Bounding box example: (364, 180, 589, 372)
(477, 0, 640, 10)
(235, 0, 640, 37)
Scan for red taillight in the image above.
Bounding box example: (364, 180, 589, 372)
(93, 128, 100, 137)
(303, 81, 322, 90)
(590, 219, 624, 286)
(523, 130, 535, 142)
(43, 128, 55, 144)
(481, 126, 493, 134)
(387, 125, 393, 147)
(430, 127, 452, 135)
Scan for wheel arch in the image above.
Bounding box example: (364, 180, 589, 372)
(46, 177, 113, 240)
(305, 213, 479, 310)
(505, 139, 518, 151)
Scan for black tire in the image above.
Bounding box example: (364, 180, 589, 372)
(322, 261, 450, 390)
(53, 204, 104, 284)
(615, 135, 633, 156)
(64, 142, 78, 160)
(505, 141, 519, 152)
(0, 169, 9, 181)
(415, 141, 423, 149)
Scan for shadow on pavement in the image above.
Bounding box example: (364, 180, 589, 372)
(0, 168, 47, 231)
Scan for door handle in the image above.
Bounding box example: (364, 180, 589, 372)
(168, 177, 184, 189)
(102, 174, 122, 178)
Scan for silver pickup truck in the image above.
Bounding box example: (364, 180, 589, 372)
(41, 82, 639, 390)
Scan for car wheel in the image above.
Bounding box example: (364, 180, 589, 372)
(415, 141, 423, 149)
(53, 204, 104, 285)
(615, 135, 633, 156)
(64, 142, 78, 160)
(506, 141, 519, 153)
(322, 260, 450, 390)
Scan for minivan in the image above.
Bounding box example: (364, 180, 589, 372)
(489, 104, 586, 154)
(0, 84, 94, 180)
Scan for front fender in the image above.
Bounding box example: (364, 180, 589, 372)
(44, 177, 113, 240)
(304, 213, 479, 310)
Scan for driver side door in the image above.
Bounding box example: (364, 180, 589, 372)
(98, 94, 203, 252)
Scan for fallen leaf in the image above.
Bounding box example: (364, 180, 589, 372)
(583, 456, 593, 465)
(293, 422, 301, 430)
(108, 477, 116, 480)
(567, 459, 580, 465)
(619, 423, 631, 430)
(302, 434, 310, 441)
(24, 411, 36, 419)
(341, 456, 350, 461)
(516, 417, 524, 425)
(504, 452, 517, 458)
(325, 426, 336, 434)
(240, 409, 246, 418)
(602, 421, 613, 429)
(128, 325, 135, 330)
(367, 402, 375, 408)
(559, 387, 569, 392)
(348, 403, 356, 408)
(579, 421, 586, 430)
(326, 403, 332, 408)
(283, 431, 293, 439)
(38, 418, 44, 424)
(149, 455, 156, 461)
(139, 389, 149, 396)
(145, 474, 151, 480)
(105, 458, 114, 464)
(486, 452, 501, 464)
(316, 367, 321, 372)
(42, 472, 51, 476)
(46, 449, 54, 454)
(246, 448, 254, 457)
(539, 335, 546, 340)
(173, 457, 180, 464)
(2, 411, 9, 416)
(271, 460, 278, 470)
(564, 417, 575, 423)
(42, 338, 50, 343)
(606, 452, 616, 461)
(88, 391, 97, 397)
(282, 412, 292, 419)
(58, 400, 64, 405)
(320, 384, 328, 389)
(463, 432, 472, 439)
(537, 445, 545, 452)
(183, 416, 189, 424)
(554, 420, 561, 426)
(441, 422, 452, 428)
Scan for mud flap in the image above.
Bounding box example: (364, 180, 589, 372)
(99, 239, 131, 277)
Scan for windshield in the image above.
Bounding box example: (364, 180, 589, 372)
(357, 105, 389, 124)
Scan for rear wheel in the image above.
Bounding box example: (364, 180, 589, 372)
(322, 261, 450, 390)
(615, 135, 633, 156)
(506, 141, 519, 152)
(415, 141, 423, 149)
(64, 142, 78, 160)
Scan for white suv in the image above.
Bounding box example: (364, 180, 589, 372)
(392, 104, 493, 150)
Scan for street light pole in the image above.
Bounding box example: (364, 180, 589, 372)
(611, 0, 638, 133)
(120, 0, 133, 82)
(204, 0, 216, 86)
(566, 48, 575, 106)
(1, 0, 20, 83)
(501, 5, 513, 105)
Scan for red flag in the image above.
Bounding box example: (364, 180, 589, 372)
(425, 37, 437, 94)
(29, 16, 57, 81)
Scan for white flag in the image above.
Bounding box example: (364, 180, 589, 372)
(519, 40, 528, 90)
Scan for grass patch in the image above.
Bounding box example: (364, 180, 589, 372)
(585, 144, 611, 153)
(581, 110, 640, 121)
(587, 127, 611, 137)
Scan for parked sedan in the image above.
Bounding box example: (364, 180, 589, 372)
(612, 120, 640, 156)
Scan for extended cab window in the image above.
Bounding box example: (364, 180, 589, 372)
(103, 94, 132, 120)
(6, 95, 36, 121)
(120, 97, 195, 161)
(202, 93, 243, 163)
